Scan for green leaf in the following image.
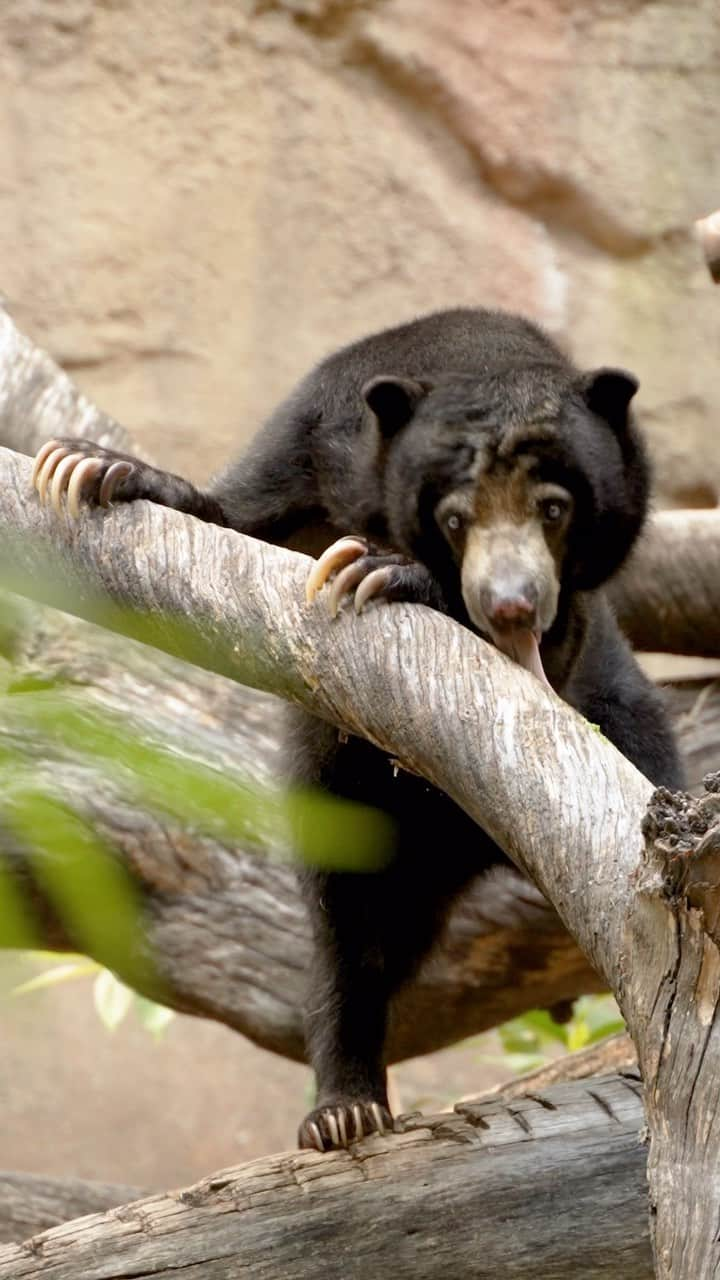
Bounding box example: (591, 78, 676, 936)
(0, 863, 42, 949)
(498, 1010, 568, 1057)
(12, 958, 99, 996)
(93, 970, 133, 1032)
(512, 1009, 570, 1045)
(567, 1018, 591, 1052)
(134, 996, 175, 1040)
(571, 994, 625, 1044)
(5, 788, 157, 994)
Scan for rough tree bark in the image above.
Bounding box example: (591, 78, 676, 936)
(1, 307, 720, 1276)
(0, 1174, 141, 1248)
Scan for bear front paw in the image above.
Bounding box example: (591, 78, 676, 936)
(32, 439, 136, 517)
(305, 536, 441, 617)
(298, 1098, 393, 1152)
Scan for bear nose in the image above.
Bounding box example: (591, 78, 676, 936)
(482, 587, 538, 631)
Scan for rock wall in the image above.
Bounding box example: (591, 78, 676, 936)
(0, 0, 718, 502)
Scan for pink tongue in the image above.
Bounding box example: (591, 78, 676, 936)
(494, 629, 551, 689)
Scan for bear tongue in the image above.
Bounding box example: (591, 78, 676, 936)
(492, 628, 551, 690)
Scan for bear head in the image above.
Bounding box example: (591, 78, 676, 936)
(362, 360, 647, 659)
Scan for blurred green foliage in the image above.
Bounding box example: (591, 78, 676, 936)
(0, 581, 394, 1023)
(491, 995, 626, 1075)
(11, 952, 175, 1038)
(0, 685, 395, 875)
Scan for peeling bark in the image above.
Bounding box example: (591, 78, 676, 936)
(628, 774, 720, 1275)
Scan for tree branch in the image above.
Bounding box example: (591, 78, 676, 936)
(610, 511, 720, 656)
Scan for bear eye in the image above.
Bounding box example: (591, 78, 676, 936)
(444, 511, 465, 536)
(539, 496, 568, 524)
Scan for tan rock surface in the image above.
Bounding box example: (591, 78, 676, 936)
(1, 0, 716, 500)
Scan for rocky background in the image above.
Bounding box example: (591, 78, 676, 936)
(0, 0, 718, 1187)
(1, 0, 718, 503)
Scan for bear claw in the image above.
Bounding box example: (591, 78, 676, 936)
(305, 537, 368, 605)
(66, 456, 104, 517)
(32, 440, 135, 515)
(49, 452, 85, 513)
(307, 1121, 324, 1153)
(31, 439, 63, 489)
(98, 460, 134, 507)
(352, 567, 396, 615)
(298, 1099, 393, 1151)
(33, 442, 73, 503)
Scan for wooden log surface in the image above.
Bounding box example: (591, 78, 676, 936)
(0, 1174, 141, 1247)
(0, 1073, 652, 1280)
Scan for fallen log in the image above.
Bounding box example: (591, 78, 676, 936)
(0, 1173, 141, 1248)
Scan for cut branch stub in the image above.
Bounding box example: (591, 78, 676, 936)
(627, 773, 720, 1277)
(641, 772, 720, 947)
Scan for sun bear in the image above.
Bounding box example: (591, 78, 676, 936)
(32, 307, 683, 1152)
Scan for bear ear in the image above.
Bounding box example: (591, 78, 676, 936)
(361, 375, 428, 438)
(569, 367, 648, 590)
(580, 367, 639, 432)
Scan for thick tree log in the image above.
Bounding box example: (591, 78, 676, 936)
(609, 511, 720, 657)
(0, 1073, 652, 1280)
(0, 1174, 141, 1247)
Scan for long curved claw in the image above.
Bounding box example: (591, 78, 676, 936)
(305, 537, 367, 604)
(336, 1109, 348, 1148)
(49, 452, 85, 514)
(67, 456, 104, 518)
(325, 1111, 340, 1148)
(352, 1104, 365, 1140)
(327, 561, 369, 618)
(370, 1101, 387, 1136)
(308, 1122, 325, 1153)
(31, 439, 61, 488)
(354, 566, 395, 615)
(35, 445, 73, 503)
(99, 460, 134, 507)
